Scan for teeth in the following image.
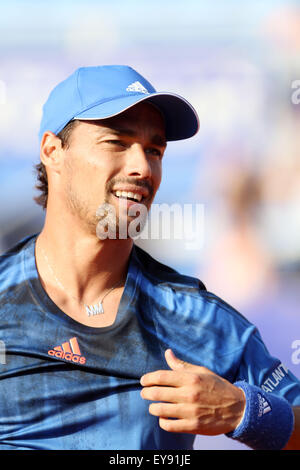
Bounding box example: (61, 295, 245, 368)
(114, 191, 142, 202)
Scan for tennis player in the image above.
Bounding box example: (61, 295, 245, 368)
(0, 65, 299, 450)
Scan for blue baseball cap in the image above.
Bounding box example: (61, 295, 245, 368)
(39, 65, 199, 142)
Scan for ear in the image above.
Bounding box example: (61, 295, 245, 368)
(40, 131, 64, 175)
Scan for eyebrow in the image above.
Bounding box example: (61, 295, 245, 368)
(103, 126, 167, 147)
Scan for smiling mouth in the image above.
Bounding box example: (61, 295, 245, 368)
(112, 190, 145, 203)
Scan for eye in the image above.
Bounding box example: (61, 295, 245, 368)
(146, 147, 163, 158)
(106, 140, 126, 147)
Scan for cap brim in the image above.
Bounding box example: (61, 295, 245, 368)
(73, 92, 199, 141)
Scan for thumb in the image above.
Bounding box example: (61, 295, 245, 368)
(165, 349, 214, 375)
(164, 348, 191, 371)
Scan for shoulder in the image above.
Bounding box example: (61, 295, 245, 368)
(132, 244, 251, 329)
(132, 243, 206, 291)
(0, 234, 37, 294)
(132, 244, 259, 380)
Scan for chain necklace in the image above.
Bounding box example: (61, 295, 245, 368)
(39, 245, 123, 317)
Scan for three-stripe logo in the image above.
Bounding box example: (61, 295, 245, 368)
(258, 393, 272, 417)
(48, 337, 86, 364)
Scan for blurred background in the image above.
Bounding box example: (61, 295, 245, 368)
(1, 0, 300, 450)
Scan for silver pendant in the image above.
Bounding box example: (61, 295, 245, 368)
(85, 302, 104, 316)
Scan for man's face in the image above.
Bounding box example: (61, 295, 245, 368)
(59, 101, 167, 236)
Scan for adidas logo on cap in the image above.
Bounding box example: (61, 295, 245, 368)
(48, 337, 86, 365)
(126, 81, 149, 94)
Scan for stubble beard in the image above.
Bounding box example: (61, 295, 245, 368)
(96, 177, 154, 240)
(64, 181, 152, 240)
(64, 184, 100, 236)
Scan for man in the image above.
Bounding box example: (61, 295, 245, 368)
(0, 65, 299, 450)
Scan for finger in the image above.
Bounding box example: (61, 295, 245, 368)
(140, 369, 188, 387)
(149, 402, 195, 419)
(158, 417, 199, 434)
(140, 385, 183, 403)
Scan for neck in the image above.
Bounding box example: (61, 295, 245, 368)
(36, 211, 134, 305)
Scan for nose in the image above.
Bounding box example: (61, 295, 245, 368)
(124, 143, 152, 179)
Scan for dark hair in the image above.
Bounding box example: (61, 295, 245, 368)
(33, 120, 79, 209)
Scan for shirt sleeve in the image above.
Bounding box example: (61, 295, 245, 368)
(235, 327, 300, 406)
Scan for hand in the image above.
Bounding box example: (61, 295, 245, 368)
(140, 349, 246, 435)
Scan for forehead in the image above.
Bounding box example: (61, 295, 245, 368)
(75, 101, 166, 140)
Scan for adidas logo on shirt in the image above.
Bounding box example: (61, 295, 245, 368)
(126, 81, 149, 94)
(258, 393, 271, 417)
(48, 337, 86, 365)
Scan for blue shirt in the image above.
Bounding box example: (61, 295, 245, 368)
(0, 234, 299, 450)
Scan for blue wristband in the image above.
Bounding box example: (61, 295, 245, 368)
(226, 381, 295, 450)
